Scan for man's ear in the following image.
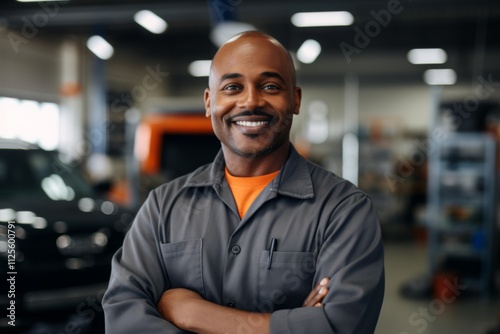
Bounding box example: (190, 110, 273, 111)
(293, 86, 302, 115)
(204, 88, 211, 117)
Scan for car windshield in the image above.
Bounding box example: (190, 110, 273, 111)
(0, 149, 94, 200)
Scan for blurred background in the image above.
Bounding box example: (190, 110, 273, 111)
(0, 0, 499, 333)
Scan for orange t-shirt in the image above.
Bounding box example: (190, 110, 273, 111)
(225, 168, 280, 218)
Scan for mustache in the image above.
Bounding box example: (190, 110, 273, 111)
(226, 110, 274, 122)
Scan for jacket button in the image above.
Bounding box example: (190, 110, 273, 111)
(227, 300, 236, 307)
(231, 245, 241, 254)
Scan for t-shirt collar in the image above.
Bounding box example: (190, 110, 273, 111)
(185, 144, 315, 200)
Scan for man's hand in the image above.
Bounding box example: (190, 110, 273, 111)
(303, 277, 330, 307)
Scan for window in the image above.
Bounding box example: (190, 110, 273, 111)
(0, 97, 60, 151)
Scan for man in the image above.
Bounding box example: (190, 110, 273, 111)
(102, 31, 384, 333)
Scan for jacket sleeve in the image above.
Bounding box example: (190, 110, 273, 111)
(102, 191, 185, 334)
(269, 193, 385, 334)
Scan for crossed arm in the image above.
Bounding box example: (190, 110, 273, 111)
(156, 278, 330, 334)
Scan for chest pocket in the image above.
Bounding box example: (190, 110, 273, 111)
(257, 250, 316, 311)
(160, 238, 205, 295)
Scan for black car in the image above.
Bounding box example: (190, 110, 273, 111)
(0, 139, 135, 333)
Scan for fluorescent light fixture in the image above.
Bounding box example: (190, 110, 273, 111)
(19, 99, 39, 144)
(423, 69, 456, 85)
(210, 21, 257, 47)
(188, 60, 211, 77)
(408, 48, 447, 64)
(291, 11, 354, 27)
(0, 97, 19, 139)
(297, 39, 321, 64)
(134, 10, 167, 34)
(39, 102, 59, 151)
(86, 35, 114, 60)
(16, 0, 62, 2)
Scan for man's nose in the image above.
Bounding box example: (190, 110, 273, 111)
(237, 87, 265, 110)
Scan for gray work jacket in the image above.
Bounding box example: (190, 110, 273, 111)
(103, 145, 385, 333)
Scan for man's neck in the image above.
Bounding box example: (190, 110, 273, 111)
(223, 144, 290, 177)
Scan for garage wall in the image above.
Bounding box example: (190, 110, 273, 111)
(2, 32, 498, 151)
(0, 30, 61, 102)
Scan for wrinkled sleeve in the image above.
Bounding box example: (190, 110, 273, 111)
(102, 191, 184, 333)
(270, 193, 385, 334)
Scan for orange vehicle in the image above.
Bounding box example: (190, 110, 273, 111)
(133, 111, 220, 201)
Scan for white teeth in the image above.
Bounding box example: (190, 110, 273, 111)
(236, 121, 268, 127)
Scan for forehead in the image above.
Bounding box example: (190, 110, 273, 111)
(210, 37, 293, 83)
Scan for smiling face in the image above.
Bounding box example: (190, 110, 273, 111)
(204, 32, 301, 169)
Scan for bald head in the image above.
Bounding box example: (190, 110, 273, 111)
(209, 31, 297, 87)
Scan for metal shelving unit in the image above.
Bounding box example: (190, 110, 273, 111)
(427, 133, 496, 298)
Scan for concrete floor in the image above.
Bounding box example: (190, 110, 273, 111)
(376, 241, 500, 334)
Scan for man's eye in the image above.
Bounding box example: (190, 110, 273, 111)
(263, 84, 279, 90)
(224, 84, 240, 91)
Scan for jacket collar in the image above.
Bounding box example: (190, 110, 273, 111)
(185, 144, 315, 199)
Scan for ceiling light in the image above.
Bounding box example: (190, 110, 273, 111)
(16, 0, 62, 2)
(297, 39, 321, 64)
(291, 11, 354, 27)
(408, 48, 447, 64)
(188, 60, 211, 77)
(134, 10, 167, 34)
(86, 35, 114, 60)
(423, 69, 456, 85)
(0, 208, 16, 222)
